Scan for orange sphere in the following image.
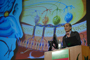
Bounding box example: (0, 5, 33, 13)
(42, 16, 49, 25)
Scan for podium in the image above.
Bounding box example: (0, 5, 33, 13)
(44, 45, 90, 60)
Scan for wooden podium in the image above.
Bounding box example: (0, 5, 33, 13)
(44, 45, 90, 60)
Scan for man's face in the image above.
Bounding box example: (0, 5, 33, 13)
(64, 23, 71, 32)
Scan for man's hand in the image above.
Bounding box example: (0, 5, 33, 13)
(52, 43, 56, 50)
(53, 43, 56, 47)
(52, 46, 56, 50)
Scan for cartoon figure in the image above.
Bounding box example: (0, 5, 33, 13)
(80, 33, 87, 46)
(0, 0, 23, 60)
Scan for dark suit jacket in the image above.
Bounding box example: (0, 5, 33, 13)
(63, 31, 81, 48)
(52, 31, 81, 49)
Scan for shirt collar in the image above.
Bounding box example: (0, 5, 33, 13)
(65, 31, 71, 38)
(69, 31, 71, 34)
(66, 31, 71, 34)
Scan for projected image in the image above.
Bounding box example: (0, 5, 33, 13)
(0, 0, 23, 60)
(21, 0, 86, 25)
(0, 0, 86, 59)
(17, 0, 86, 59)
(0, 0, 23, 39)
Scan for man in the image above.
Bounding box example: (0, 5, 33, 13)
(48, 23, 81, 51)
(63, 23, 81, 48)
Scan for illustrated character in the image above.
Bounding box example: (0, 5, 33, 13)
(0, 0, 23, 60)
(80, 33, 87, 46)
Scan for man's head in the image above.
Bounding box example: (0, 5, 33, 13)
(64, 23, 72, 32)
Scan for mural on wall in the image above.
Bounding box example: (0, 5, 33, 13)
(0, 0, 86, 59)
(0, 0, 23, 60)
(20, 0, 86, 51)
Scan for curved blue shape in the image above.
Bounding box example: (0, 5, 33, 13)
(0, 0, 7, 7)
(13, 3, 18, 15)
(0, 17, 11, 30)
(0, 40, 12, 58)
(64, 13, 73, 23)
(0, 37, 16, 60)
(0, 28, 14, 37)
(0, 0, 15, 15)
(7, 16, 23, 38)
(0, 0, 23, 60)
(0, 17, 5, 23)
(0, 15, 23, 38)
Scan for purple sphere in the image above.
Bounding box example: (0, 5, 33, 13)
(34, 15, 40, 24)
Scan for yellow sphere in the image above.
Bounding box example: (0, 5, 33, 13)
(4, 11, 9, 17)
